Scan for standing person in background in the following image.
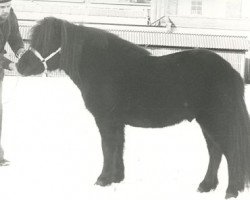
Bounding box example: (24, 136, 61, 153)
(0, 0, 25, 165)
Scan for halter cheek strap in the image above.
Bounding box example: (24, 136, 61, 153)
(29, 47, 62, 76)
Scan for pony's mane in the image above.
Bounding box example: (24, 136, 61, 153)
(83, 26, 151, 59)
(30, 17, 150, 86)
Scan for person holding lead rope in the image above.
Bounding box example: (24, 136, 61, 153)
(0, 0, 25, 165)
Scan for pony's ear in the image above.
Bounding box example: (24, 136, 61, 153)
(60, 20, 83, 85)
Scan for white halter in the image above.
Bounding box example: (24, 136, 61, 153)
(29, 47, 61, 77)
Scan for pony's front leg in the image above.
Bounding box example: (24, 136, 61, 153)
(95, 118, 125, 186)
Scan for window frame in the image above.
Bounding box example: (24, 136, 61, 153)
(191, 0, 202, 15)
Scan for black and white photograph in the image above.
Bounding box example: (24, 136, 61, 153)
(0, 0, 250, 200)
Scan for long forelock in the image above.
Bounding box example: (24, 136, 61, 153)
(30, 18, 61, 55)
(30, 21, 44, 49)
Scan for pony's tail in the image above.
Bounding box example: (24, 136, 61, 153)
(222, 84, 250, 194)
(234, 96, 250, 187)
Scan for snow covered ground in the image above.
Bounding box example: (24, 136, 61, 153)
(0, 76, 249, 200)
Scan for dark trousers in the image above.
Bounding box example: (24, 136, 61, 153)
(0, 68, 4, 161)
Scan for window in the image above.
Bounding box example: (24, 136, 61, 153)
(191, 0, 202, 15)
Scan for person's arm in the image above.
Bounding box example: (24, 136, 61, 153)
(7, 8, 24, 58)
(0, 54, 12, 70)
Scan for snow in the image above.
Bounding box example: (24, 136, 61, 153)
(0, 76, 249, 200)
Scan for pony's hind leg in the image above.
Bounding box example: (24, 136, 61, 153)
(197, 101, 250, 199)
(95, 118, 125, 186)
(197, 127, 222, 193)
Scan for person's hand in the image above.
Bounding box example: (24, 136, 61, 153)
(8, 62, 17, 71)
(16, 48, 26, 59)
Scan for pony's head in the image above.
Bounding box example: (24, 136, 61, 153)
(17, 17, 83, 81)
(17, 17, 62, 76)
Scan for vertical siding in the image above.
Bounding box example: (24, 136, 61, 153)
(245, 59, 250, 83)
(216, 51, 245, 78)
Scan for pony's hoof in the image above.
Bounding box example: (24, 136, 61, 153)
(113, 176, 124, 184)
(197, 186, 206, 193)
(95, 173, 124, 186)
(0, 159, 10, 167)
(225, 192, 238, 199)
(95, 177, 112, 187)
(197, 181, 217, 193)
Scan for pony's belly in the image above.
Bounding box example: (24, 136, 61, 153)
(125, 118, 179, 128)
(124, 110, 194, 128)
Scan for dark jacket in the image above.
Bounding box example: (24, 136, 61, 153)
(0, 8, 24, 55)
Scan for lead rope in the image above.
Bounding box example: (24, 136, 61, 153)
(3, 46, 61, 104)
(2, 74, 20, 105)
(2, 56, 20, 105)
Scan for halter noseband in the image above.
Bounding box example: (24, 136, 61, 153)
(29, 47, 61, 76)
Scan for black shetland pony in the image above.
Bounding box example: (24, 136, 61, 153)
(17, 17, 250, 199)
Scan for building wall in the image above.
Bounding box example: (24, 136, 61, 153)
(202, 0, 226, 18)
(242, 0, 250, 18)
(150, 0, 167, 23)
